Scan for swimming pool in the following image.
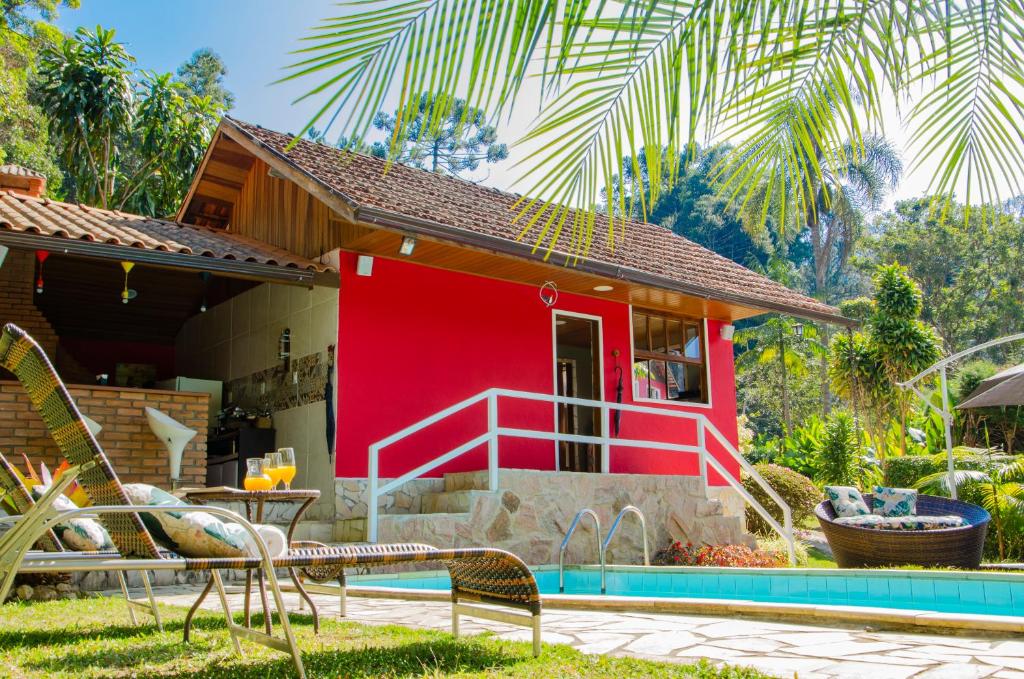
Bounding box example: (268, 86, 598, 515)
(351, 565, 1024, 620)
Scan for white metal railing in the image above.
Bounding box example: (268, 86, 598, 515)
(366, 388, 795, 564)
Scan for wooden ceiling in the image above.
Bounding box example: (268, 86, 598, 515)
(179, 133, 255, 228)
(33, 255, 255, 344)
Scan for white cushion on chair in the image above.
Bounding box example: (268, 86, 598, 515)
(32, 486, 114, 552)
(122, 483, 247, 558)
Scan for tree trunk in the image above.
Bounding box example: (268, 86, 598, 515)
(820, 323, 832, 415)
(779, 326, 791, 439)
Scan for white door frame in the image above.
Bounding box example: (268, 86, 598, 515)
(551, 310, 605, 471)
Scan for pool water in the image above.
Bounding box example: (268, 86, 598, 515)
(352, 565, 1024, 618)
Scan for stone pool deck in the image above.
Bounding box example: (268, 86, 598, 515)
(150, 585, 1024, 679)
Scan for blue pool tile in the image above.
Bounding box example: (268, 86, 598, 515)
(825, 576, 848, 602)
(733, 575, 754, 596)
(983, 581, 1012, 609)
(806, 576, 828, 599)
(888, 578, 913, 604)
(701, 575, 720, 596)
(717, 574, 739, 597)
(866, 578, 890, 604)
(910, 579, 936, 604)
(1008, 582, 1024, 612)
(957, 581, 986, 608)
(934, 580, 959, 605)
(787, 576, 809, 600)
(750, 576, 772, 597)
(846, 577, 868, 599)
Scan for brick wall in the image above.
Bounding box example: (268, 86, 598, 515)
(0, 381, 208, 487)
(0, 249, 58, 358)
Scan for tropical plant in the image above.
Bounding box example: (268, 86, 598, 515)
(284, 1, 1024, 256)
(176, 47, 234, 110)
(652, 540, 786, 568)
(365, 92, 508, 178)
(830, 264, 943, 462)
(742, 463, 819, 535)
(36, 26, 225, 216)
(36, 25, 135, 208)
(916, 454, 1024, 561)
(735, 317, 825, 440)
(817, 411, 858, 486)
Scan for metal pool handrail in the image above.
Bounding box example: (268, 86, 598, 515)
(559, 508, 605, 593)
(603, 505, 650, 567)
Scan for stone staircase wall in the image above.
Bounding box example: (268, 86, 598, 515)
(335, 469, 753, 565)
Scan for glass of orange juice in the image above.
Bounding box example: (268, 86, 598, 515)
(243, 458, 273, 491)
(277, 448, 297, 490)
(263, 452, 283, 489)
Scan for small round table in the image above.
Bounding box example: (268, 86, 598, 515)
(180, 488, 321, 639)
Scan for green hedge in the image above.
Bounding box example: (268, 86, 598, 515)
(743, 463, 820, 535)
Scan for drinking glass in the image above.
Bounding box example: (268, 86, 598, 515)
(263, 451, 283, 489)
(243, 457, 272, 491)
(277, 448, 297, 490)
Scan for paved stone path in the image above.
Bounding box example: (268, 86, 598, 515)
(151, 585, 1024, 679)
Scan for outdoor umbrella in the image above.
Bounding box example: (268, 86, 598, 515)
(956, 363, 1024, 410)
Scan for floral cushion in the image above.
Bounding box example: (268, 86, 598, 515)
(872, 486, 918, 517)
(32, 486, 114, 552)
(834, 514, 966, 530)
(824, 486, 870, 518)
(122, 483, 247, 558)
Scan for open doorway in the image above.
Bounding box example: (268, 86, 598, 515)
(554, 313, 602, 472)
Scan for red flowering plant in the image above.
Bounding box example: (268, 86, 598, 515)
(652, 541, 785, 568)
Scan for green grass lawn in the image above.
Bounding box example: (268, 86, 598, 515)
(0, 597, 772, 678)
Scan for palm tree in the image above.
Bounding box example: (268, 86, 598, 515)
(917, 453, 1024, 561)
(281, 1, 1024, 255)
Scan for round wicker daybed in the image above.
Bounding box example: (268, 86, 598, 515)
(815, 494, 990, 569)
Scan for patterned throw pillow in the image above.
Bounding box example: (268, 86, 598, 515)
(122, 483, 247, 558)
(31, 486, 114, 552)
(872, 486, 918, 517)
(824, 486, 870, 518)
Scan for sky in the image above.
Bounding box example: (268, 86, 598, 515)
(55, 1, 947, 208)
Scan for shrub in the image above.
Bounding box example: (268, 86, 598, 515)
(652, 541, 785, 567)
(756, 535, 809, 566)
(743, 463, 820, 535)
(817, 411, 858, 485)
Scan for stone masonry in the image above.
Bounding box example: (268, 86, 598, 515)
(335, 469, 753, 565)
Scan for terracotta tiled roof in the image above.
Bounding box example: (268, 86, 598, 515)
(0, 191, 331, 272)
(224, 118, 842, 322)
(0, 165, 46, 179)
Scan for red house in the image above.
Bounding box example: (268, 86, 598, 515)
(0, 118, 846, 565)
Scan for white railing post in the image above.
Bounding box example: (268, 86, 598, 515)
(487, 391, 499, 491)
(600, 404, 610, 473)
(697, 418, 707, 486)
(367, 445, 379, 543)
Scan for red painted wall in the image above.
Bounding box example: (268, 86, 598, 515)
(335, 252, 739, 484)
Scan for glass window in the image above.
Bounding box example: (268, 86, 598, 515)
(631, 310, 707, 404)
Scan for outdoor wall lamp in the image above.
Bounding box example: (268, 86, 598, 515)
(794, 323, 804, 338)
(720, 324, 736, 341)
(399, 236, 417, 256)
(0, 244, 7, 270)
(356, 255, 374, 276)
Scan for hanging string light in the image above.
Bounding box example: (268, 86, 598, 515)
(120, 261, 136, 304)
(34, 250, 49, 293)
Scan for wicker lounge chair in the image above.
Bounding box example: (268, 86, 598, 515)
(815, 494, 990, 568)
(0, 452, 163, 628)
(0, 323, 541, 678)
